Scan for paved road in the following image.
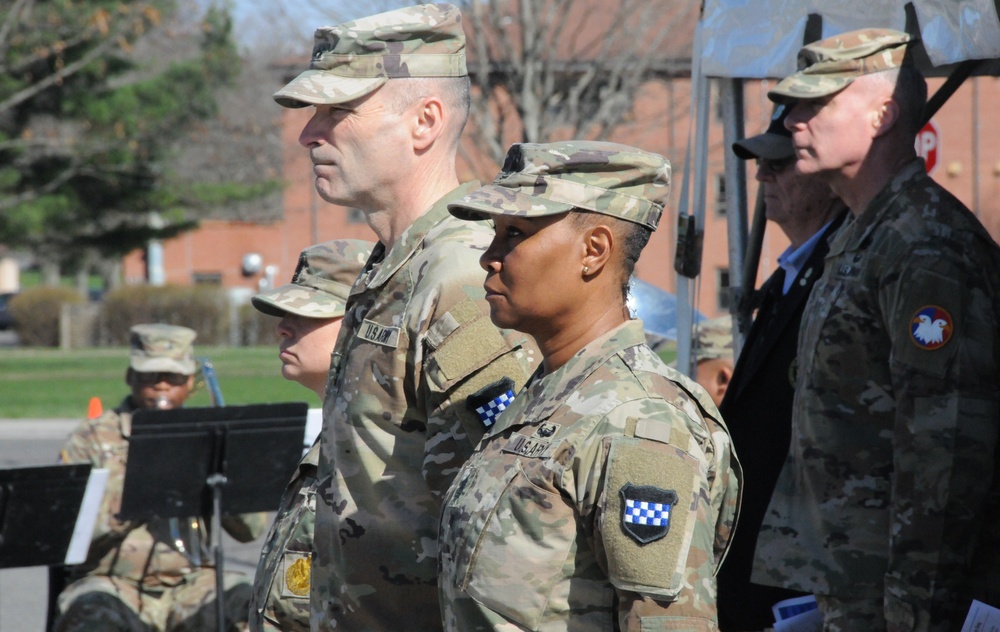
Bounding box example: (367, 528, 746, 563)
(0, 419, 271, 631)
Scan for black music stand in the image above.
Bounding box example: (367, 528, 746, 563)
(0, 463, 94, 569)
(119, 402, 308, 632)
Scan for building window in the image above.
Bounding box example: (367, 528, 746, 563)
(193, 272, 222, 285)
(347, 208, 366, 224)
(717, 268, 731, 311)
(713, 173, 727, 216)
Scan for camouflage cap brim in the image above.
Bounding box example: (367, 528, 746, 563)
(769, 29, 913, 104)
(274, 3, 467, 109)
(131, 356, 197, 375)
(449, 141, 669, 230)
(252, 282, 350, 319)
(274, 71, 387, 108)
(448, 185, 576, 222)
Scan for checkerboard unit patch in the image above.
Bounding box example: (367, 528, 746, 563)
(475, 389, 515, 427)
(620, 483, 677, 545)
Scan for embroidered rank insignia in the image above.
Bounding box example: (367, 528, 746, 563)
(910, 305, 953, 350)
(467, 377, 516, 427)
(620, 483, 677, 545)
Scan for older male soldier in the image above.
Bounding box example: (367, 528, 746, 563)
(247, 240, 372, 632)
(751, 29, 1000, 630)
(273, 4, 537, 630)
(54, 324, 266, 632)
(716, 105, 846, 631)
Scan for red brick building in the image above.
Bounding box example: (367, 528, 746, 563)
(123, 73, 1000, 318)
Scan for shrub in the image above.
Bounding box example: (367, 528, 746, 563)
(9, 286, 83, 347)
(99, 285, 231, 345)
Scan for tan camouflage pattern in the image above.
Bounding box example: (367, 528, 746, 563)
(311, 183, 539, 631)
(274, 3, 467, 108)
(447, 141, 671, 230)
(249, 442, 320, 632)
(692, 315, 734, 363)
(769, 28, 913, 103)
(439, 320, 741, 631)
(753, 160, 1000, 629)
(128, 323, 196, 375)
(252, 239, 374, 319)
(57, 398, 267, 629)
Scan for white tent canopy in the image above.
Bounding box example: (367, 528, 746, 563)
(700, 0, 1000, 78)
(673, 0, 1000, 376)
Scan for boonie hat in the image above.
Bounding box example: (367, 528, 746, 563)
(448, 141, 671, 230)
(274, 3, 467, 108)
(732, 104, 793, 161)
(769, 28, 914, 103)
(129, 324, 197, 375)
(251, 239, 373, 319)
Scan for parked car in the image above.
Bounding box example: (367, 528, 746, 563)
(0, 292, 15, 330)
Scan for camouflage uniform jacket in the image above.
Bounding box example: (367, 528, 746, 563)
(59, 397, 267, 587)
(249, 441, 319, 632)
(753, 160, 1000, 628)
(439, 320, 741, 631)
(312, 182, 538, 631)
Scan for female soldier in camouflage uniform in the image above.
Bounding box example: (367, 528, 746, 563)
(247, 239, 372, 632)
(438, 141, 741, 631)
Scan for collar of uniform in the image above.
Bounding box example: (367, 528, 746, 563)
(484, 319, 648, 438)
(117, 395, 140, 437)
(829, 159, 924, 259)
(362, 181, 481, 292)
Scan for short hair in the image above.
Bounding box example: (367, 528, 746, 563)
(571, 211, 652, 302)
(383, 76, 471, 141)
(877, 66, 927, 138)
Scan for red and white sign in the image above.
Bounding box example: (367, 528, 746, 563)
(915, 119, 940, 175)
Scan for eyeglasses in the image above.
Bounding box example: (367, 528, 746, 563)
(133, 372, 190, 387)
(756, 157, 796, 174)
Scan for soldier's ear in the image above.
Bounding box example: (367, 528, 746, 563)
(581, 223, 614, 278)
(411, 95, 446, 152)
(872, 98, 900, 139)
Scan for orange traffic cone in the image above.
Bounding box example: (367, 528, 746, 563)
(87, 396, 103, 419)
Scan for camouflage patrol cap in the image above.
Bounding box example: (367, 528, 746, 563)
(251, 239, 373, 319)
(448, 141, 671, 230)
(769, 28, 914, 103)
(693, 315, 734, 362)
(274, 3, 467, 108)
(129, 324, 197, 375)
(732, 104, 793, 161)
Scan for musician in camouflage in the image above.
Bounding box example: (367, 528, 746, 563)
(754, 28, 1000, 630)
(54, 324, 267, 632)
(247, 240, 372, 632)
(275, 4, 538, 630)
(439, 141, 741, 631)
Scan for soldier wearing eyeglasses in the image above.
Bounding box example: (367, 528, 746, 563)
(716, 104, 845, 631)
(53, 324, 267, 632)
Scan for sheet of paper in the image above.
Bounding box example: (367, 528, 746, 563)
(961, 600, 1000, 632)
(304, 408, 322, 455)
(774, 608, 823, 632)
(64, 468, 108, 565)
(773, 595, 818, 621)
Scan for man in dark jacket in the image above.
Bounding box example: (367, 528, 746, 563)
(716, 104, 846, 631)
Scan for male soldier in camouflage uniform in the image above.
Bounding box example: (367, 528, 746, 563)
(273, 4, 537, 630)
(247, 240, 373, 632)
(439, 141, 740, 631)
(55, 324, 267, 632)
(752, 28, 1000, 630)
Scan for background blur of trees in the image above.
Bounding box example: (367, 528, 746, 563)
(0, 0, 280, 293)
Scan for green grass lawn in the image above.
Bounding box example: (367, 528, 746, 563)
(0, 346, 318, 418)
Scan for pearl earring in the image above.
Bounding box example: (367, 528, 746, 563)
(583, 266, 590, 274)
